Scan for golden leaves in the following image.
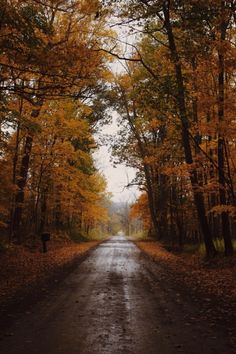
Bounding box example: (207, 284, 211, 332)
(208, 205, 236, 217)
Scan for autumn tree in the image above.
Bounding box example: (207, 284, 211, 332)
(0, 0, 112, 242)
(129, 193, 152, 236)
(103, 0, 236, 256)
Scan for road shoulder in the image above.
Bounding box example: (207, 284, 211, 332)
(135, 240, 236, 350)
(0, 240, 100, 332)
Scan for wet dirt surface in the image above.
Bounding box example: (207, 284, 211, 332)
(0, 236, 234, 354)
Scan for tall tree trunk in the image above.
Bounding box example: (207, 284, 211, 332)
(11, 103, 42, 242)
(9, 95, 22, 242)
(122, 91, 160, 238)
(40, 189, 48, 233)
(144, 165, 160, 238)
(163, 3, 216, 257)
(217, 1, 233, 255)
(34, 163, 44, 234)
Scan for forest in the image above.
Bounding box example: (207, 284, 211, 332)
(0, 2, 236, 353)
(0, 0, 235, 259)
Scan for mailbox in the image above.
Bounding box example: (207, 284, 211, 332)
(41, 232, 51, 242)
(41, 232, 51, 253)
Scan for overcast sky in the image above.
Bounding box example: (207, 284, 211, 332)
(93, 113, 140, 204)
(93, 25, 141, 204)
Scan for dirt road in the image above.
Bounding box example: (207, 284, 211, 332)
(0, 236, 234, 354)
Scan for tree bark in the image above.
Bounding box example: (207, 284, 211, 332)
(11, 104, 42, 242)
(9, 96, 22, 242)
(163, 2, 216, 257)
(217, 1, 233, 255)
(122, 93, 160, 238)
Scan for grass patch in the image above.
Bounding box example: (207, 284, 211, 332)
(86, 228, 110, 241)
(183, 239, 236, 256)
(67, 227, 109, 243)
(128, 230, 152, 241)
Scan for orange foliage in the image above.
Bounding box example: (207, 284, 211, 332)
(129, 193, 151, 231)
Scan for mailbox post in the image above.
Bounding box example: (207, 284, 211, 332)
(41, 232, 50, 253)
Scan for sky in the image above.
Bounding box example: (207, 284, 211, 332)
(93, 113, 140, 204)
(93, 24, 141, 204)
